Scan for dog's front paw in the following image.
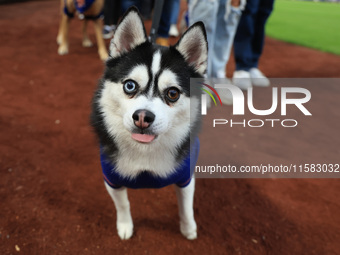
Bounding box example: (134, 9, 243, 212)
(58, 44, 69, 55)
(117, 222, 133, 240)
(180, 220, 197, 240)
(82, 38, 93, 48)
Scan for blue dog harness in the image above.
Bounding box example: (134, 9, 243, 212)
(101, 138, 200, 189)
(64, 0, 103, 20)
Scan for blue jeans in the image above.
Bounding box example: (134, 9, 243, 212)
(121, 0, 173, 38)
(170, 0, 180, 25)
(189, 0, 245, 78)
(234, 0, 274, 71)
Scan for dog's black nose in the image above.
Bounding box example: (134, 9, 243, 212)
(132, 110, 155, 129)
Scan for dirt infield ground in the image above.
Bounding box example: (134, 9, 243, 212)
(1, 0, 340, 254)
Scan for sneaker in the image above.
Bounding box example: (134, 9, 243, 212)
(102, 25, 114, 39)
(169, 24, 179, 37)
(232, 70, 252, 90)
(249, 68, 270, 87)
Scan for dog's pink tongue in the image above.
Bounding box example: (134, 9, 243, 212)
(132, 133, 156, 143)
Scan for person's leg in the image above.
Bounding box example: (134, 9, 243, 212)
(189, 0, 219, 78)
(155, 0, 173, 46)
(140, 0, 153, 19)
(103, 0, 117, 39)
(210, 0, 244, 78)
(121, 0, 141, 13)
(103, 0, 113, 26)
(157, 0, 173, 38)
(251, 0, 274, 68)
(170, 0, 180, 24)
(211, 0, 245, 104)
(243, 0, 274, 87)
(112, 0, 121, 25)
(169, 0, 180, 36)
(233, 0, 260, 71)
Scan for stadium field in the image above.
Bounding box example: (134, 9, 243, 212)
(266, 0, 340, 55)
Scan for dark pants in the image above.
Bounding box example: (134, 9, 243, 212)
(104, 0, 121, 26)
(121, 0, 173, 38)
(234, 0, 274, 71)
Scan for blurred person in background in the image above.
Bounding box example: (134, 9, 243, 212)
(140, 0, 153, 20)
(232, 0, 274, 89)
(189, 0, 245, 80)
(169, 0, 180, 37)
(189, 0, 246, 104)
(102, 0, 121, 39)
(121, 0, 174, 46)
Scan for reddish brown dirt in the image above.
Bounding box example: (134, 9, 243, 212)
(1, 1, 340, 254)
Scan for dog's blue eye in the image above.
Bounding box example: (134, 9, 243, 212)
(123, 80, 138, 95)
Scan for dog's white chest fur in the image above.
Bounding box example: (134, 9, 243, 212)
(114, 140, 179, 178)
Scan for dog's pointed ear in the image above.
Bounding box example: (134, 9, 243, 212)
(109, 7, 147, 58)
(174, 22, 208, 75)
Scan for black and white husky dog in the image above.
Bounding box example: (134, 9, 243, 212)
(91, 7, 207, 240)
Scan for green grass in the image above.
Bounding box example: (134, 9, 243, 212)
(266, 0, 340, 55)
